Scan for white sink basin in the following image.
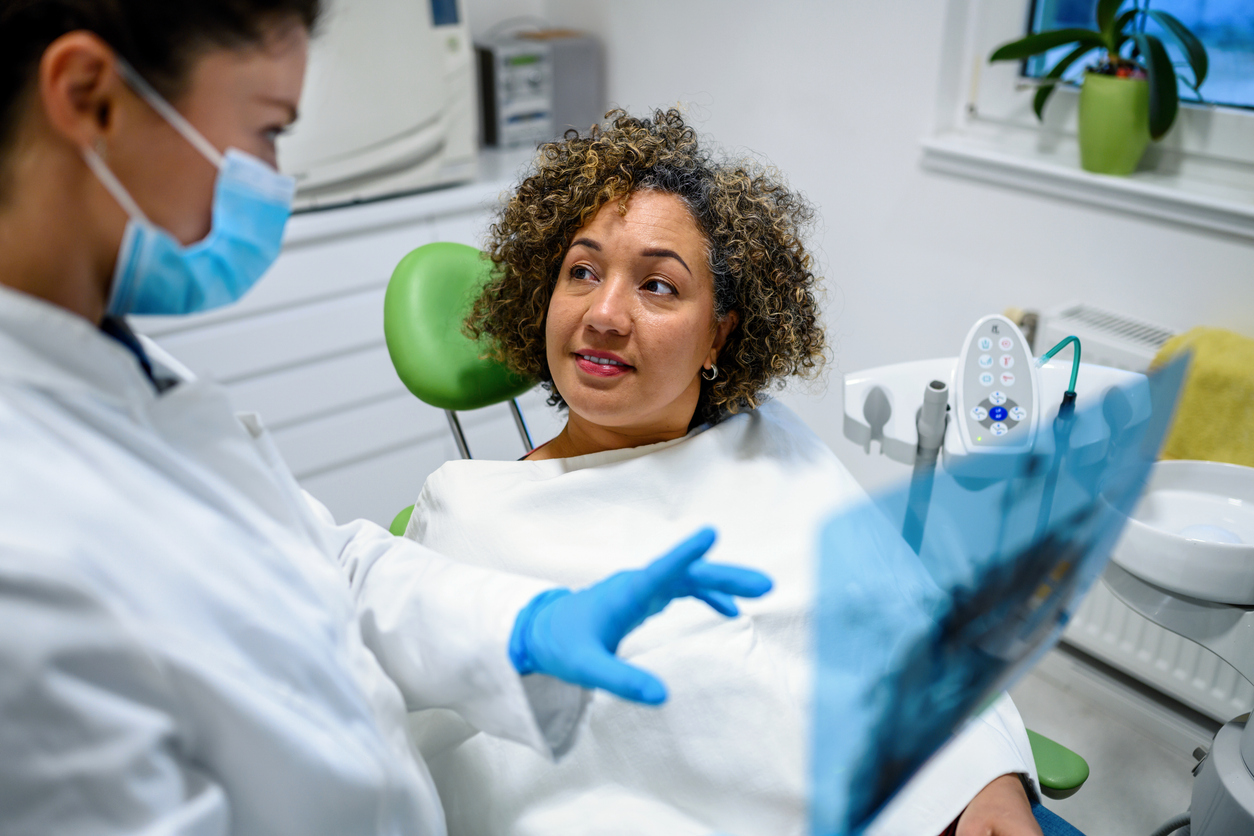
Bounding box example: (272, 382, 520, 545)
(1111, 460, 1254, 605)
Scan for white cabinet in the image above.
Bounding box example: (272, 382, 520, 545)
(133, 154, 561, 528)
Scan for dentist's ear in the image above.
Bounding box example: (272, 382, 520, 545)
(37, 32, 123, 150)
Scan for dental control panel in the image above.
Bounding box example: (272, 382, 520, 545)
(843, 313, 1142, 474)
(954, 314, 1039, 454)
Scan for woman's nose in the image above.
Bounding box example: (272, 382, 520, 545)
(584, 279, 633, 335)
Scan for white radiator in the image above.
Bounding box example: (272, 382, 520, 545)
(1037, 301, 1176, 370)
(1038, 302, 1254, 723)
(1063, 584, 1254, 722)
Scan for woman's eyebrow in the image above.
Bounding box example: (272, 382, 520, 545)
(641, 248, 692, 276)
(570, 238, 691, 275)
(256, 94, 300, 125)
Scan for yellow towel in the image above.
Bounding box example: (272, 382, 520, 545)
(1151, 327, 1254, 467)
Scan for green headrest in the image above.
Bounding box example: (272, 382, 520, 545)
(384, 242, 535, 411)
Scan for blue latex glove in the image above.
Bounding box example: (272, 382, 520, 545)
(509, 527, 772, 705)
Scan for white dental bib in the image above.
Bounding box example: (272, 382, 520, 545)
(405, 400, 1036, 836)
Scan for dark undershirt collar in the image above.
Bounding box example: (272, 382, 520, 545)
(99, 316, 179, 393)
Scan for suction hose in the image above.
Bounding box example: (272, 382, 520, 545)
(902, 379, 949, 553)
(1149, 813, 1190, 836)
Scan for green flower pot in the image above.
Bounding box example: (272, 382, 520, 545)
(1078, 72, 1151, 176)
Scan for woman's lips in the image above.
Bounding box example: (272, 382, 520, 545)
(573, 351, 633, 378)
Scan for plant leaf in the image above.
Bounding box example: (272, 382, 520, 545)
(990, 29, 1107, 62)
(1033, 44, 1100, 120)
(1131, 33, 1179, 139)
(1096, 0, 1126, 44)
(1147, 9, 1209, 89)
(1111, 8, 1139, 50)
(1179, 72, 1203, 95)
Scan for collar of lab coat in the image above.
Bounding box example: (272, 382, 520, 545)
(0, 283, 169, 409)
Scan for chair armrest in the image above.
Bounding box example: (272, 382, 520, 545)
(1027, 728, 1090, 800)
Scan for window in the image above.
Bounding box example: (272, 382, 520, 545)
(920, 0, 1254, 239)
(1026, 0, 1254, 110)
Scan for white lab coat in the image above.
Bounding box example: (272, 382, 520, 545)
(0, 284, 583, 836)
(406, 400, 1038, 836)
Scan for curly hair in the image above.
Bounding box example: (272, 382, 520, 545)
(467, 108, 826, 425)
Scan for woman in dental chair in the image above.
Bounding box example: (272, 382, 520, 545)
(403, 109, 1043, 836)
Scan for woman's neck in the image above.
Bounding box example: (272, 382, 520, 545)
(0, 133, 117, 324)
(527, 409, 693, 461)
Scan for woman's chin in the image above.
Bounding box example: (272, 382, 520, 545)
(557, 372, 626, 403)
(563, 399, 640, 431)
(558, 374, 701, 438)
(563, 396, 699, 442)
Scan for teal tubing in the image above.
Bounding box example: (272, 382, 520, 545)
(1039, 336, 1082, 393)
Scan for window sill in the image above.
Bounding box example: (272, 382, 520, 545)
(920, 127, 1254, 240)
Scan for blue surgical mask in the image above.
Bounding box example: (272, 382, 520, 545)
(82, 59, 296, 317)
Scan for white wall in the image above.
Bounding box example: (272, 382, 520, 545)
(525, 0, 1254, 490)
(463, 0, 545, 41)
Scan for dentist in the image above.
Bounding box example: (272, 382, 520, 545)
(0, 2, 771, 834)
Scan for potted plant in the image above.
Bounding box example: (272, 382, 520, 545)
(989, 0, 1208, 176)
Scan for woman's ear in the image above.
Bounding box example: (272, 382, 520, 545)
(708, 310, 739, 366)
(38, 32, 123, 150)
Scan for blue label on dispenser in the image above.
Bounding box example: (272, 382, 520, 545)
(431, 0, 459, 26)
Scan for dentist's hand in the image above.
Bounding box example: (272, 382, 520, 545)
(509, 528, 772, 704)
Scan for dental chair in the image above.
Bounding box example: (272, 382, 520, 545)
(383, 242, 536, 536)
(381, 243, 1090, 831)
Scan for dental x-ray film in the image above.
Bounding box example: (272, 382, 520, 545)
(811, 356, 1187, 836)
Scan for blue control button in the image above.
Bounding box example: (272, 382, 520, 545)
(989, 406, 1008, 422)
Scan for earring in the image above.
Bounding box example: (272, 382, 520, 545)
(702, 363, 719, 381)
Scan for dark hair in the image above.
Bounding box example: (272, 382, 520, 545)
(467, 108, 826, 426)
(0, 0, 321, 174)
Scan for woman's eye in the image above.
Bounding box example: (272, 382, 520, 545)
(569, 265, 596, 282)
(642, 278, 677, 296)
(263, 125, 289, 144)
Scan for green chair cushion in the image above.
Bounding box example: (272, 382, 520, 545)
(1027, 728, 1090, 800)
(389, 504, 415, 537)
(384, 242, 535, 411)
